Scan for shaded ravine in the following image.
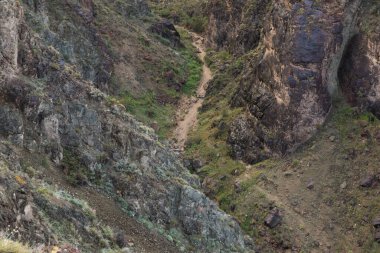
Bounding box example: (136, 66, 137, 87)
(172, 31, 212, 150)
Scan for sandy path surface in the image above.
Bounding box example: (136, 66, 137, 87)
(172, 32, 212, 150)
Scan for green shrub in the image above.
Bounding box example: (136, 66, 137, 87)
(62, 149, 89, 186)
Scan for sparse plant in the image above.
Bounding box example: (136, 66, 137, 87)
(0, 238, 31, 253)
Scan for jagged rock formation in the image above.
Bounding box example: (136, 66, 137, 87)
(207, 0, 271, 55)
(205, 0, 366, 164)
(0, 0, 253, 252)
(0, 0, 22, 76)
(339, 0, 380, 117)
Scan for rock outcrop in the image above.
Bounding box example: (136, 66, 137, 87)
(0, 0, 253, 252)
(0, 0, 22, 76)
(205, 0, 364, 164)
(339, 1, 380, 117)
(149, 19, 182, 47)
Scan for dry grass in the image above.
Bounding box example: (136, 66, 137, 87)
(0, 238, 31, 253)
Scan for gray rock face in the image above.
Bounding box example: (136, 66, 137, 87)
(0, 106, 23, 136)
(0, 0, 21, 73)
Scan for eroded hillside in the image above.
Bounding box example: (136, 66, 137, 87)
(1, 0, 380, 252)
(180, 0, 380, 252)
(0, 0, 254, 252)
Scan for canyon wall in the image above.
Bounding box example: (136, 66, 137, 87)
(205, 0, 367, 163)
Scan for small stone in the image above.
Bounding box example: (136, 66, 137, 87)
(116, 232, 128, 248)
(375, 228, 380, 243)
(231, 169, 240, 176)
(23, 204, 33, 221)
(192, 159, 203, 170)
(307, 181, 315, 190)
(219, 175, 227, 181)
(264, 209, 282, 228)
(329, 136, 336, 142)
(284, 171, 293, 177)
(360, 176, 375, 188)
(234, 181, 242, 193)
(372, 217, 380, 228)
(340, 181, 347, 189)
(358, 120, 369, 128)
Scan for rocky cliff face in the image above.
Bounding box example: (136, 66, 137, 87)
(207, 0, 272, 55)
(0, 0, 22, 76)
(0, 0, 253, 252)
(205, 0, 364, 164)
(339, 1, 380, 117)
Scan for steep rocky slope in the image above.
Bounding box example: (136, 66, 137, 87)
(205, 0, 363, 164)
(0, 0, 254, 252)
(182, 0, 380, 252)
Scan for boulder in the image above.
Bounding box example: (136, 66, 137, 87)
(149, 20, 182, 48)
(264, 209, 282, 229)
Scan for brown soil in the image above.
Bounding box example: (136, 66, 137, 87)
(239, 117, 380, 252)
(172, 31, 212, 150)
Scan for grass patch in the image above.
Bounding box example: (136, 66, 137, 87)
(360, 0, 380, 35)
(177, 28, 202, 95)
(148, 0, 208, 33)
(115, 28, 202, 138)
(118, 91, 175, 138)
(0, 238, 31, 253)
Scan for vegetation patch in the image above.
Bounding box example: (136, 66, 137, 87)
(0, 238, 31, 253)
(148, 0, 209, 33)
(116, 28, 202, 138)
(62, 149, 89, 186)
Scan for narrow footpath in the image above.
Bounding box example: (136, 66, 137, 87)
(172, 31, 212, 150)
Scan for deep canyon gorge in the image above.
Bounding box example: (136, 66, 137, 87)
(0, 0, 379, 252)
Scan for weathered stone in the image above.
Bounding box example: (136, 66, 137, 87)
(284, 171, 293, 177)
(149, 20, 182, 48)
(264, 209, 282, 229)
(116, 232, 128, 248)
(372, 217, 380, 228)
(234, 181, 242, 193)
(360, 176, 375, 188)
(0, 106, 23, 136)
(307, 180, 315, 190)
(23, 204, 34, 221)
(375, 228, 380, 243)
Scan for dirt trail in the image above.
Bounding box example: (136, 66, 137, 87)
(172, 31, 212, 150)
